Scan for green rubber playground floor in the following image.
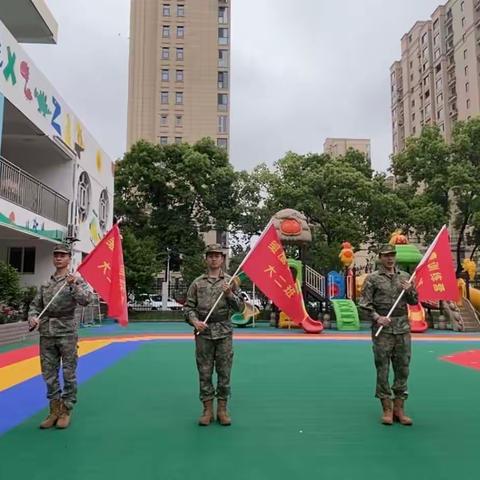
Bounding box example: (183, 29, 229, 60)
(0, 333, 479, 480)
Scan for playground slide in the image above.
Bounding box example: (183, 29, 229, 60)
(330, 299, 360, 331)
(278, 283, 323, 333)
(231, 312, 253, 327)
(407, 303, 428, 333)
(467, 286, 480, 312)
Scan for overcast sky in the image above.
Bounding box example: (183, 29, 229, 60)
(26, 0, 442, 173)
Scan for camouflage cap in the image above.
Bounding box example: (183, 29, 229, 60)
(205, 243, 225, 255)
(52, 243, 71, 255)
(378, 244, 396, 256)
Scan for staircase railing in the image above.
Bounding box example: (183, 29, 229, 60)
(304, 265, 325, 299)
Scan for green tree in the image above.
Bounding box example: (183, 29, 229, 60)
(0, 261, 22, 306)
(115, 139, 240, 292)
(121, 228, 160, 296)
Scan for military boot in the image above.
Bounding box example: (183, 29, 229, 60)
(198, 400, 214, 426)
(217, 399, 232, 426)
(56, 401, 72, 429)
(380, 398, 393, 425)
(393, 398, 413, 426)
(39, 399, 61, 429)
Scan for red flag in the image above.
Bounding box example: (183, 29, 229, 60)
(414, 226, 459, 303)
(242, 223, 323, 333)
(77, 224, 128, 326)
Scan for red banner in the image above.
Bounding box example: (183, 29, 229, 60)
(242, 223, 322, 333)
(77, 224, 128, 326)
(415, 226, 459, 303)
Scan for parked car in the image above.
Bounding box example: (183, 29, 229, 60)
(128, 294, 183, 311)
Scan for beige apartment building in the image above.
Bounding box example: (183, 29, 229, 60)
(323, 138, 371, 161)
(127, 0, 230, 150)
(391, 0, 480, 154)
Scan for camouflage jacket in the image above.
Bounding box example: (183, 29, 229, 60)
(359, 265, 418, 334)
(29, 273, 92, 337)
(184, 271, 243, 339)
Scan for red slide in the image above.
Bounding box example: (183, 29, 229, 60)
(407, 303, 428, 333)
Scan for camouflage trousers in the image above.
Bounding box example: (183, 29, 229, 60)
(40, 335, 78, 410)
(195, 334, 233, 401)
(372, 332, 411, 400)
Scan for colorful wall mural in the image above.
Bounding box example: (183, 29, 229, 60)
(0, 19, 114, 256)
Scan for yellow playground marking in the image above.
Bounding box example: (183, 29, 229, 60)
(0, 339, 111, 392)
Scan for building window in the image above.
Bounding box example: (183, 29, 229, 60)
(465, 65, 469, 76)
(218, 49, 228, 67)
(467, 98, 471, 109)
(162, 25, 170, 38)
(177, 26, 184, 38)
(161, 69, 169, 81)
(422, 32, 427, 44)
(434, 34, 439, 46)
(464, 49, 468, 59)
(99, 189, 109, 232)
(176, 48, 184, 61)
(8, 247, 35, 274)
(433, 19, 439, 30)
(160, 136, 168, 145)
(410, 73, 413, 81)
(462, 17, 465, 28)
(176, 69, 184, 82)
(218, 115, 228, 133)
(437, 93, 443, 104)
(219, 6, 228, 24)
(163, 4, 170, 16)
(435, 78, 442, 90)
(434, 48, 440, 60)
(217, 138, 228, 149)
(218, 28, 229, 45)
(466, 82, 470, 92)
(175, 115, 183, 127)
(161, 91, 169, 104)
(175, 92, 184, 105)
(218, 71, 229, 89)
(412, 126, 416, 134)
(175, 137, 182, 144)
(160, 114, 168, 126)
(461, 1, 465, 11)
(162, 47, 170, 60)
(412, 113, 415, 121)
(77, 171, 91, 223)
(218, 93, 228, 111)
(177, 4, 185, 17)
(411, 99, 415, 107)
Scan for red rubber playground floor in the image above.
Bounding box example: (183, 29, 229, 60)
(0, 323, 479, 480)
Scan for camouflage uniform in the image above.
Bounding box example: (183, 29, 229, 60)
(359, 263, 418, 400)
(184, 271, 243, 401)
(29, 273, 92, 410)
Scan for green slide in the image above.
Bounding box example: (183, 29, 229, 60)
(231, 312, 253, 327)
(331, 299, 360, 331)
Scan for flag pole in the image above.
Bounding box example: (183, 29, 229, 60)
(375, 225, 446, 337)
(198, 220, 274, 330)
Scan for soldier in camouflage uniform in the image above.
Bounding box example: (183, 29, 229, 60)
(28, 244, 92, 429)
(184, 244, 243, 426)
(359, 244, 418, 426)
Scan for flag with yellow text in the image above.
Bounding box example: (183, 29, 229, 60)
(78, 224, 128, 326)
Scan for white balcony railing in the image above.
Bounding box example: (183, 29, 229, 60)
(0, 156, 69, 226)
